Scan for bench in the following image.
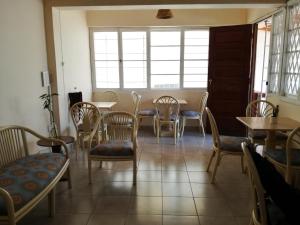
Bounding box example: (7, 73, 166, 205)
(0, 126, 72, 225)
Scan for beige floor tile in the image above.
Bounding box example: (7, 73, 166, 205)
(163, 182, 193, 197)
(235, 216, 251, 225)
(162, 171, 190, 182)
(94, 196, 131, 214)
(133, 182, 162, 196)
(137, 170, 162, 182)
(163, 215, 200, 225)
(198, 216, 238, 225)
(125, 215, 162, 225)
(129, 196, 162, 215)
(87, 214, 126, 225)
(163, 197, 197, 216)
(194, 198, 233, 216)
(188, 171, 211, 183)
(191, 183, 223, 198)
(102, 182, 134, 196)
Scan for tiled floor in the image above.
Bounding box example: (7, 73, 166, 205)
(19, 128, 251, 225)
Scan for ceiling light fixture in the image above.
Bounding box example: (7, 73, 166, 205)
(156, 9, 173, 19)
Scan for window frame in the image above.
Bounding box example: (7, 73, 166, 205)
(89, 27, 209, 91)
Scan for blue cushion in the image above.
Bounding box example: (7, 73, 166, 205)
(181, 110, 200, 117)
(265, 148, 300, 166)
(219, 136, 248, 152)
(0, 153, 66, 215)
(90, 141, 134, 156)
(250, 131, 287, 141)
(138, 109, 156, 116)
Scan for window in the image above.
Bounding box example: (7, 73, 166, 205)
(90, 28, 209, 89)
(283, 3, 300, 98)
(184, 30, 209, 88)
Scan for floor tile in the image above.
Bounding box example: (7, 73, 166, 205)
(125, 215, 162, 225)
(163, 182, 193, 197)
(137, 170, 162, 182)
(194, 198, 233, 216)
(191, 183, 223, 198)
(129, 196, 162, 215)
(163, 215, 200, 225)
(162, 171, 190, 182)
(163, 197, 197, 216)
(134, 182, 162, 196)
(87, 214, 126, 225)
(198, 216, 238, 225)
(188, 171, 210, 183)
(94, 196, 131, 214)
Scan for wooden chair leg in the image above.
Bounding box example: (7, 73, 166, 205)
(88, 158, 92, 184)
(199, 118, 205, 137)
(156, 121, 160, 144)
(181, 117, 186, 137)
(99, 161, 103, 168)
(48, 188, 55, 217)
(174, 123, 177, 145)
(206, 151, 216, 172)
(133, 159, 137, 185)
(67, 167, 72, 189)
(210, 152, 221, 183)
(153, 117, 156, 135)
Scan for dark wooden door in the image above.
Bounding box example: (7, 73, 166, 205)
(207, 24, 253, 136)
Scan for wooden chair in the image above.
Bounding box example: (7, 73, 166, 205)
(242, 142, 269, 225)
(87, 112, 137, 184)
(246, 100, 287, 146)
(70, 102, 101, 159)
(180, 91, 208, 137)
(264, 127, 300, 186)
(131, 91, 142, 118)
(206, 107, 247, 183)
(136, 96, 156, 134)
(155, 96, 180, 145)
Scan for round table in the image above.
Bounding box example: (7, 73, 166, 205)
(37, 136, 75, 153)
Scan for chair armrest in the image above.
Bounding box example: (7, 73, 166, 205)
(0, 187, 15, 221)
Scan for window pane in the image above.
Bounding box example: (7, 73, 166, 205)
(122, 32, 146, 60)
(123, 61, 147, 88)
(151, 61, 180, 74)
(151, 31, 180, 46)
(183, 30, 209, 88)
(93, 31, 119, 88)
(151, 75, 180, 88)
(151, 47, 180, 60)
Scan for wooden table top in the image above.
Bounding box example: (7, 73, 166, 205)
(153, 99, 187, 104)
(89, 101, 117, 109)
(236, 117, 300, 131)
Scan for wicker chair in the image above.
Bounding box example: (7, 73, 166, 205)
(180, 91, 208, 137)
(264, 127, 300, 186)
(0, 126, 71, 225)
(206, 107, 247, 183)
(87, 112, 137, 184)
(70, 102, 101, 159)
(155, 96, 180, 145)
(137, 96, 157, 134)
(246, 100, 287, 147)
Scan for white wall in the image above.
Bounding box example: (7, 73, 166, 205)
(0, 0, 49, 135)
(53, 9, 92, 135)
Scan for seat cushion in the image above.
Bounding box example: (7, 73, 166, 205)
(90, 141, 134, 157)
(249, 130, 287, 141)
(78, 123, 94, 132)
(138, 109, 156, 116)
(264, 148, 300, 166)
(181, 110, 200, 117)
(219, 136, 248, 152)
(158, 113, 178, 121)
(0, 153, 66, 215)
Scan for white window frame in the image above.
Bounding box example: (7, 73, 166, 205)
(89, 27, 209, 91)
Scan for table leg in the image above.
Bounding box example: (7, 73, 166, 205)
(265, 130, 276, 150)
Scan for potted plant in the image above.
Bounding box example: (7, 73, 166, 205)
(39, 92, 59, 137)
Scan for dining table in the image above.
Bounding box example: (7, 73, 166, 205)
(89, 101, 117, 111)
(236, 116, 300, 149)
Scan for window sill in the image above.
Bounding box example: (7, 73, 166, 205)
(279, 96, 300, 106)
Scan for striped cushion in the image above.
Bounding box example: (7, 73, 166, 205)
(90, 141, 134, 156)
(181, 110, 200, 117)
(138, 109, 156, 116)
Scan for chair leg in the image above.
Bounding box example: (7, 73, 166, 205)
(153, 117, 156, 135)
(206, 151, 216, 172)
(241, 155, 246, 174)
(210, 152, 221, 183)
(48, 188, 55, 217)
(174, 123, 177, 145)
(67, 167, 72, 189)
(133, 159, 137, 185)
(181, 117, 186, 137)
(156, 121, 160, 144)
(88, 158, 92, 184)
(199, 118, 205, 137)
(99, 161, 103, 168)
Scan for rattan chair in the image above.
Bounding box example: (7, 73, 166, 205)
(70, 102, 101, 159)
(180, 91, 208, 137)
(155, 96, 180, 145)
(87, 112, 137, 184)
(246, 100, 287, 147)
(264, 127, 300, 186)
(206, 107, 247, 183)
(242, 142, 269, 225)
(137, 96, 157, 134)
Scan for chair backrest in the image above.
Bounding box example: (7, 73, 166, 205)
(246, 100, 275, 117)
(101, 112, 137, 144)
(205, 107, 221, 149)
(199, 92, 209, 114)
(70, 102, 101, 133)
(242, 142, 268, 225)
(131, 91, 142, 117)
(286, 127, 300, 183)
(68, 92, 83, 108)
(155, 96, 180, 121)
(102, 91, 119, 103)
